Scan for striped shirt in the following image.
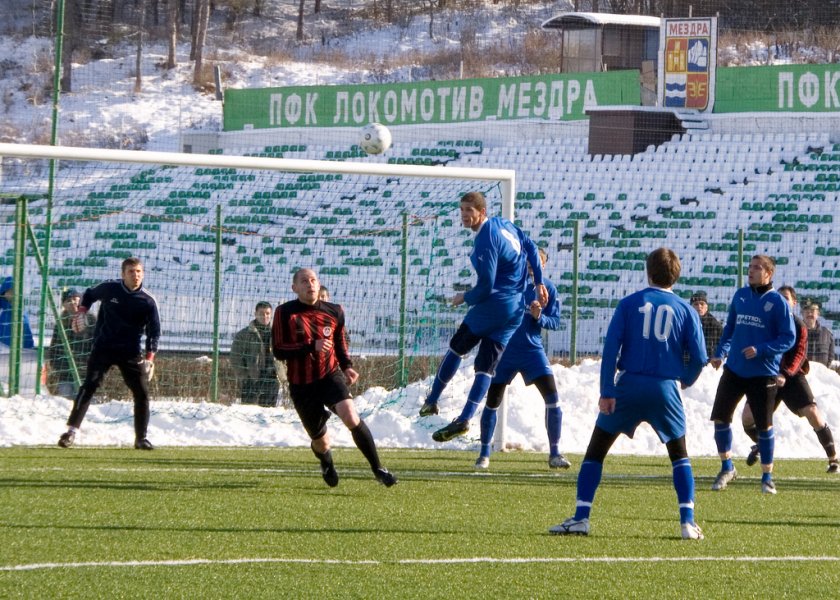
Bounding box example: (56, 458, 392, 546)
(272, 299, 352, 385)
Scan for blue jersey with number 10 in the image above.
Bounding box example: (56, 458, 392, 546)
(600, 287, 707, 398)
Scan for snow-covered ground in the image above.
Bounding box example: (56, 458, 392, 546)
(3, 358, 840, 461)
(2, 5, 839, 459)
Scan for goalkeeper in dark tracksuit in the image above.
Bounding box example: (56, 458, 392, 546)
(57, 257, 161, 450)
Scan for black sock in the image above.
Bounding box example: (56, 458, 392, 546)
(350, 420, 382, 471)
(744, 425, 759, 444)
(311, 442, 333, 468)
(815, 425, 836, 459)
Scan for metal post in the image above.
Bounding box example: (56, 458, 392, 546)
(494, 181, 516, 453)
(8, 196, 28, 395)
(569, 220, 580, 364)
(27, 222, 80, 387)
(210, 205, 222, 402)
(397, 212, 409, 388)
(35, 0, 66, 394)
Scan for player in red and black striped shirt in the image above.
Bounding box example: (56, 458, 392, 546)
(273, 268, 396, 488)
(741, 285, 838, 473)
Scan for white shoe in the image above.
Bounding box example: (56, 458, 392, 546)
(761, 479, 777, 495)
(681, 522, 704, 540)
(549, 517, 590, 536)
(474, 456, 489, 470)
(711, 468, 737, 491)
(549, 454, 572, 469)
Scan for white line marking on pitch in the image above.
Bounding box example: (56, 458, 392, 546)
(3, 555, 839, 572)
(7, 465, 837, 486)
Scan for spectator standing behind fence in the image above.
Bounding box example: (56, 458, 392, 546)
(0, 276, 34, 350)
(801, 300, 835, 367)
(318, 286, 329, 302)
(231, 301, 279, 407)
(740, 286, 838, 474)
(272, 268, 396, 488)
(48, 289, 96, 398)
(709, 255, 795, 495)
(57, 257, 160, 450)
(690, 290, 723, 360)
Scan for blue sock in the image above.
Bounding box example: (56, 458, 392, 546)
(762, 471, 773, 484)
(479, 406, 497, 459)
(672, 457, 696, 525)
(544, 393, 563, 457)
(426, 350, 461, 405)
(458, 372, 492, 422)
(573, 460, 603, 521)
(714, 423, 734, 470)
(758, 427, 775, 466)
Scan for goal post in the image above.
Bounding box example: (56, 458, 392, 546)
(0, 142, 516, 449)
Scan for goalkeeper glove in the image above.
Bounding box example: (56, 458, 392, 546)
(140, 352, 155, 382)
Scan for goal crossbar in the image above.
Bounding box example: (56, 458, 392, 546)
(0, 143, 516, 217)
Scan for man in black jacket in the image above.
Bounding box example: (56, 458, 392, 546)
(690, 291, 723, 360)
(57, 257, 161, 450)
(802, 300, 835, 367)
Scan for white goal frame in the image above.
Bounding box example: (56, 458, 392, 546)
(0, 142, 516, 451)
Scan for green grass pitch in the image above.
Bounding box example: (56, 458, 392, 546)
(1, 447, 838, 598)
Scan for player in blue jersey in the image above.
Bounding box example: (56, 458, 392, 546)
(709, 256, 796, 494)
(740, 286, 838, 474)
(550, 248, 707, 540)
(419, 191, 547, 443)
(57, 257, 161, 450)
(473, 248, 570, 470)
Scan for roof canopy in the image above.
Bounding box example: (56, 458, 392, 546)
(541, 11, 661, 30)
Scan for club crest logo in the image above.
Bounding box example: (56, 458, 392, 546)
(660, 18, 717, 112)
(322, 326, 333, 337)
(764, 301, 774, 312)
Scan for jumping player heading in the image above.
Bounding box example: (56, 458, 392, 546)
(419, 191, 547, 443)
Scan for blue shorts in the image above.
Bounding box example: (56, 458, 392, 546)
(492, 347, 552, 386)
(463, 294, 524, 346)
(595, 373, 686, 443)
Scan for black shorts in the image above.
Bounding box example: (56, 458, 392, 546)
(289, 370, 351, 440)
(776, 373, 815, 414)
(449, 323, 505, 375)
(711, 366, 778, 429)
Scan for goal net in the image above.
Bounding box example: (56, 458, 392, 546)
(0, 142, 514, 417)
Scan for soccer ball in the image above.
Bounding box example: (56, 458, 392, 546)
(360, 123, 392, 155)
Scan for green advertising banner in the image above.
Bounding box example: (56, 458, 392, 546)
(223, 71, 641, 131)
(715, 64, 840, 113)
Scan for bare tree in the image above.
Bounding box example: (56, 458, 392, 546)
(426, 0, 435, 40)
(296, 0, 305, 41)
(166, 0, 178, 69)
(134, 0, 146, 93)
(59, 0, 82, 92)
(193, 0, 210, 85)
